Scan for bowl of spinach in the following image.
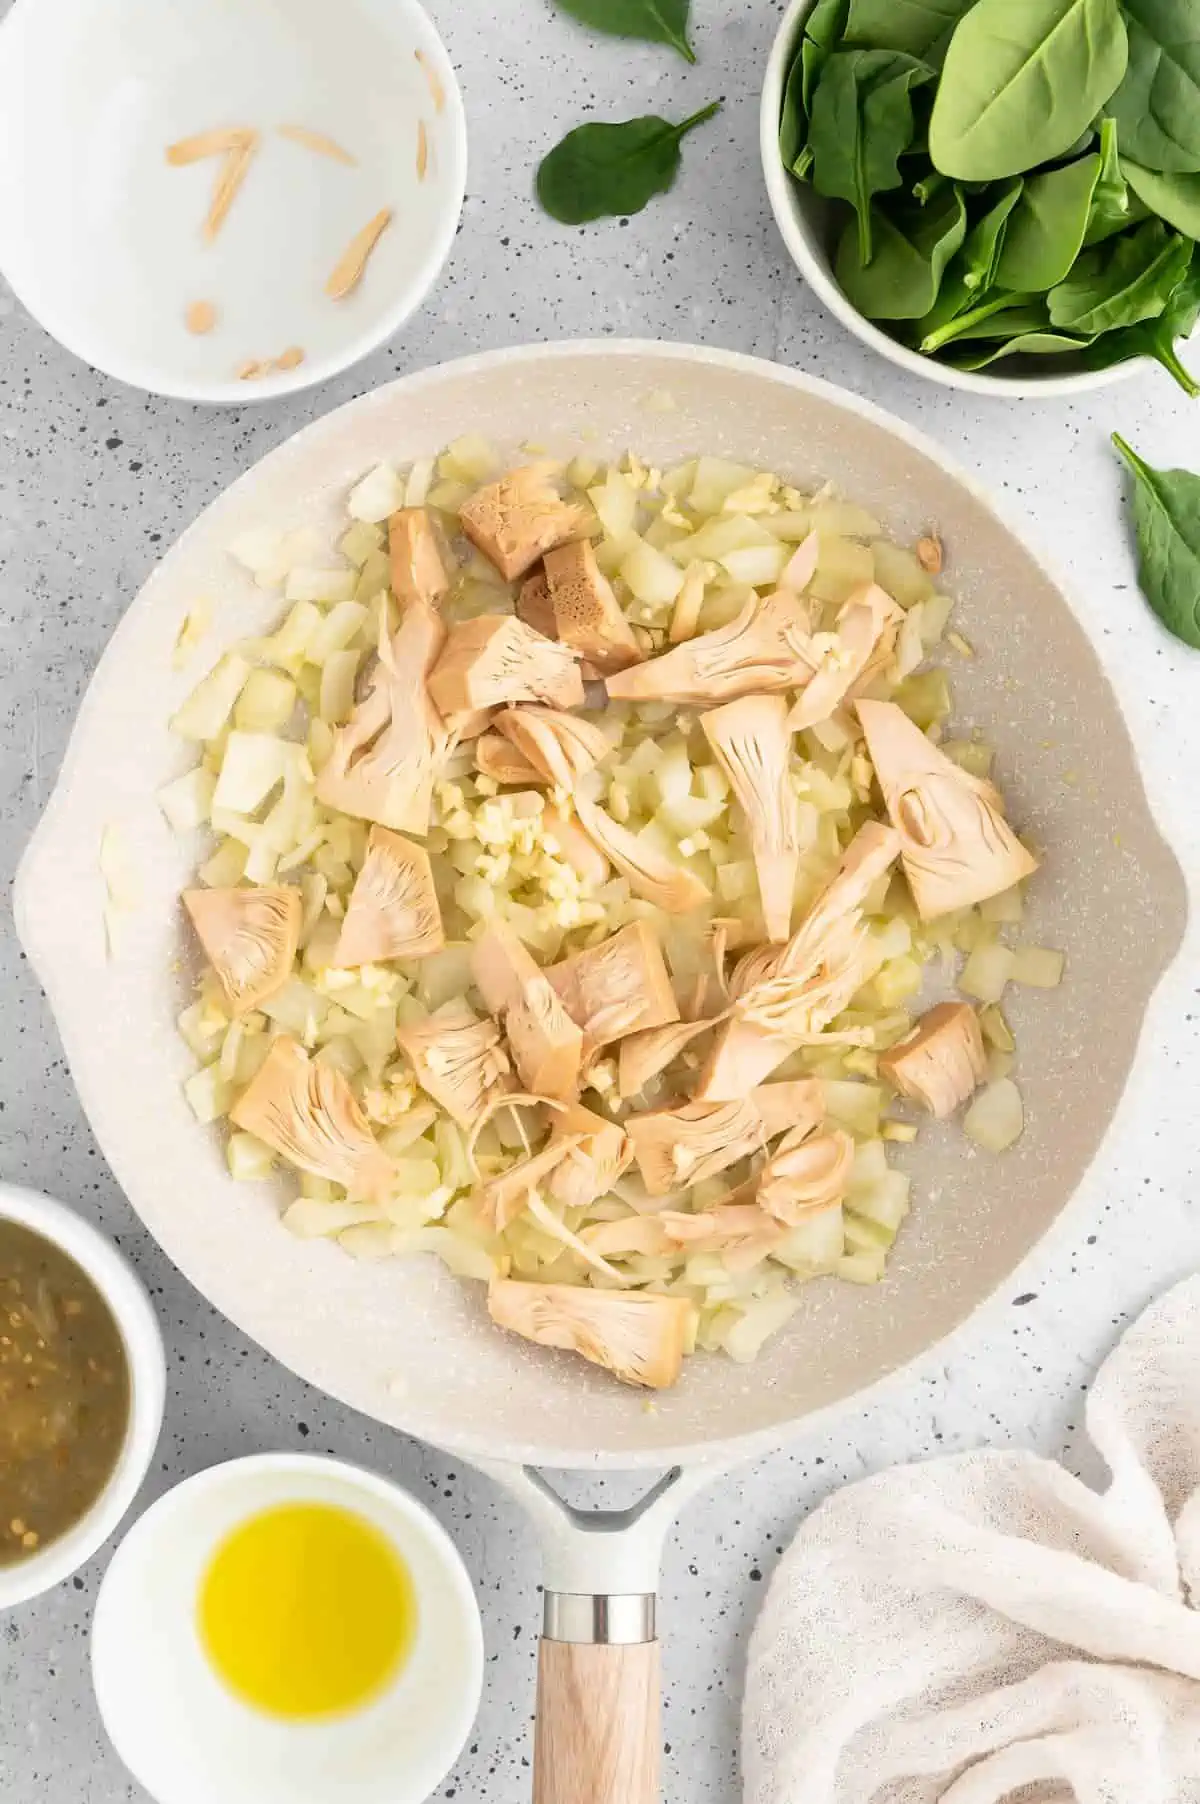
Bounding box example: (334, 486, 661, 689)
(761, 0, 1200, 395)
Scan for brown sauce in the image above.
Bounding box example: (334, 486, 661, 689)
(0, 1219, 131, 1566)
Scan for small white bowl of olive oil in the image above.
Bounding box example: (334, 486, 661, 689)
(91, 1454, 484, 1804)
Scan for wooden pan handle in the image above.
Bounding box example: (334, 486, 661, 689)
(533, 1636, 660, 1804)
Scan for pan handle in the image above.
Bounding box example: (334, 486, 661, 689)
(534, 1608, 659, 1804)
(477, 1463, 719, 1804)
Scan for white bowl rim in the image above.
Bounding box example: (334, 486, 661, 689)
(91, 1450, 485, 1804)
(0, 0, 468, 406)
(0, 1181, 166, 1609)
(759, 0, 1151, 400)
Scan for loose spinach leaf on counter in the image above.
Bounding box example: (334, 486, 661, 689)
(843, 0, 971, 61)
(1049, 217, 1192, 334)
(1123, 160, 1200, 240)
(1112, 433, 1200, 649)
(808, 50, 933, 261)
(536, 102, 721, 224)
(928, 0, 1128, 181)
(553, 0, 696, 61)
(1104, 0, 1200, 175)
(1084, 119, 1134, 246)
(994, 153, 1102, 292)
(1080, 252, 1200, 392)
(836, 182, 966, 318)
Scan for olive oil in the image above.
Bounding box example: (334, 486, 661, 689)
(198, 1501, 417, 1718)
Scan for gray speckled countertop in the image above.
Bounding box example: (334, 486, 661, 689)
(2, 2, 1199, 1799)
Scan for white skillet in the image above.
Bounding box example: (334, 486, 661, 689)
(14, 343, 1185, 1802)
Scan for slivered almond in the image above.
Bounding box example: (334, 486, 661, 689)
(275, 346, 305, 371)
(277, 123, 357, 165)
(185, 300, 217, 335)
(204, 133, 260, 241)
(417, 120, 429, 181)
(326, 207, 393, 299)
(166, 126, 255, 166)
(237, 359, 266, 381)
(916, 533, 943, 574)
(415, 48, 446, 113)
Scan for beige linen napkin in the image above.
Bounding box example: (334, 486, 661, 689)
(744, 1276, 1200, 1803)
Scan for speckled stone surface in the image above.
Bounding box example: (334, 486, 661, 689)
(1, 2, 1199, 1800)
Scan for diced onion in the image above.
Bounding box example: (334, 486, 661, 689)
(347, 463, 405, 523)
(620, 539, 685, 607)
(722, 1293, 800, 1362)
(963, 1079, 1024, 1152)
(158, 767, 216, 835)
(1010, 946, 1064, 988)
(718, 543, 789, 587)
(170, 653, 251, 742)
(959, 942, 1015, 1004)
(285, 567, 358, 605)
(185, 1064, 233, 1124)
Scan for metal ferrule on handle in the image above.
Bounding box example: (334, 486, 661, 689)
(543, 1591, 656, 1645)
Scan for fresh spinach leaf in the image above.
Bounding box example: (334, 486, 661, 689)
(779, 49, 810, 172)
(1112, 433, 1200, 648)
(960, 179, 1024, 293)
(951, 329, 1092, 367)
(778, 0, 850, 182)
(994, 153, 1102, 291)
(1104, 0, 1200, 175)
(836, 182, 967, 317)
(843, 0, 971, 61)
(1084, 118, 1133, 245)
(809, 51, 934, 262)
(1079, 252, 1200, 392)
(1123, 158, 1200, 239)
(554, 0, 696, 61)
(920, 292, 1040, 352)
(913, 170, 950, 206)
(908, 264, 974, 341)
(929, 0, 1128, 181)
(1048, 217, 1192, 334)
(537, 102, 721, 224)
(802, 0, 852, 108)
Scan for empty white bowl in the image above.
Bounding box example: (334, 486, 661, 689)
(760, 0, 1155, 398)
(92, 1454, 484, 1804)
(0, 1182, 165, 1611)
(0, 0, 466, 403)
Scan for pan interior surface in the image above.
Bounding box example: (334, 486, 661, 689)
(15, 344, 1186, 1468)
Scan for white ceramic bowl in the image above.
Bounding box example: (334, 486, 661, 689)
(760, 0, 1154, 398)
(0, 0, 466, 403)
(92, 1454, 484, 1804)
(0, 1182, 165, 1610)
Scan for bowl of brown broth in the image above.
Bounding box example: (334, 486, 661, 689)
(0, 1183, 165, 1608)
